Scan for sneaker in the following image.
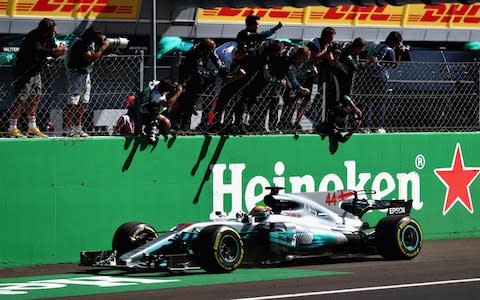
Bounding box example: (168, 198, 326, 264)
(76, 128, 89, 137)
(9, 128, 27, 139)
(69, 126, 89, 138)
(361, 128, 371, 134)
(27, 127, 48, 138)
(376, 127, 387, 134)
(68, 127, 79, 137)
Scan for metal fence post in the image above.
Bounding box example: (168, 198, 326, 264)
(139, 50, 144, 92)
(152, 0, 157, 82)
(135, 50, 145, 136)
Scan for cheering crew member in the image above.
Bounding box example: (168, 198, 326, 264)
(236, 14, 282, 56)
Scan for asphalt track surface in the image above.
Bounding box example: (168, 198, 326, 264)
(1, 238, 479, 300)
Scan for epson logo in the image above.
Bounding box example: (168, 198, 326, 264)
(388, 207, 407, 215)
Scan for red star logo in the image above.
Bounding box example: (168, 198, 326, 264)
(434, 143, 480, 215)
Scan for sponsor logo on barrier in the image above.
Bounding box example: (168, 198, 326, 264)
(418, 4, 480, 24)
(0, 1, 7, 13)
(199, 7, 305, 23)
(201, 7, 299, 19)
(9, 0, 138, 19)
(434, 143, 480, 215)
(198, 4, 480, 28)
(210, 160, 422, 219)
(322, 6, 395, 22)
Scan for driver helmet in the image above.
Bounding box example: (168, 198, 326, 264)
(250, 205, 272, 222)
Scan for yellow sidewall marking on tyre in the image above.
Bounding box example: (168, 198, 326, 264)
(213, 228, 244, 271)
(396, 219, 422, 257)
(131, 226, 157, 240)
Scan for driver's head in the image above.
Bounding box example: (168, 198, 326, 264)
(250, 205, 272, 222)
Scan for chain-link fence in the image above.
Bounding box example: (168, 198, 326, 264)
(353, 61, 480, 132)
(186, 60, 479, 135)
(0, 53, 144, 137)
(0, 53, 479, 137)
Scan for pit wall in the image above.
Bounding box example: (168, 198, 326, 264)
(1, 133, 479, 268)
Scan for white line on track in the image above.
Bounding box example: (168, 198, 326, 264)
(232, 278, 480, 300)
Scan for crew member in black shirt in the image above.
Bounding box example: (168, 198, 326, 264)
(236, 14, 282, 56)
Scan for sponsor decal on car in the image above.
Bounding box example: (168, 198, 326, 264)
(388, 207, 407, 215)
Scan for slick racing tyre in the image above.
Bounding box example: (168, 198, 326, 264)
(375, 215, 422, 260)
(112, 222, 158, 256)
(194, 225, 244, 273)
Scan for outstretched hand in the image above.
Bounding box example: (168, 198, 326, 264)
(274, 22, 283, 31)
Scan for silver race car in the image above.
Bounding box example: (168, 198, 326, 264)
(81, 188, 422, 273)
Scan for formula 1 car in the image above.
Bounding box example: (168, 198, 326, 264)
(81, 188, 422, 273)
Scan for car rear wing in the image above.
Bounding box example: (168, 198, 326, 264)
(339, 190, 413, 217)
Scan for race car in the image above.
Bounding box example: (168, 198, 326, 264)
(80, 188, 422, 273)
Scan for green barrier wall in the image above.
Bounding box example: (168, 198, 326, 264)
(1, 133, 479, 268)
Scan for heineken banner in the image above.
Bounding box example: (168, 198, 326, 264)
(0, 134, 479, 267)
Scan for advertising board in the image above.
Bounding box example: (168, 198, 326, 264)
(0, 134, 479, 267)
(198, 4, 480, 29)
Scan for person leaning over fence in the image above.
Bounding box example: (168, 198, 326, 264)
(64, 26, 110, 137)
(114, 95, 136, 135)
(334, 37, 366, 118)
(364, 31, 407, 133)
(244, 40, 286, 132)
(305, 27, 339, 125)
(211, 44, 249, 133)
(278, 46, 317, 131)
(8, 18, 68, 138)
(172, 38, 225, 132)
(315, 103, 360, 154)
(306, 27, 338, 83)
(140, 79, 183, 143)
(236, 14, 283, 56)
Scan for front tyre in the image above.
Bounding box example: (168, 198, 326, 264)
(195, 225, 244, 273)
(375, 215, 422, 260)
(112, 222, 158, 257)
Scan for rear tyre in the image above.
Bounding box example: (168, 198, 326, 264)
(112, 222, 158, 256)
(375, 215, 422, 260)
(194, 225, 244, 273)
